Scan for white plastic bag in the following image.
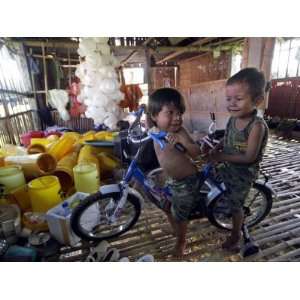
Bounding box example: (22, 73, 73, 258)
(47, 89, 70, 121)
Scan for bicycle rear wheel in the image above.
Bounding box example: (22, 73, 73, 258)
(70, 191, 141, 242)
(207, 183, 273, 230)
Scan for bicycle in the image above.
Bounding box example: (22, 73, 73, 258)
(71, 106, 275, 257)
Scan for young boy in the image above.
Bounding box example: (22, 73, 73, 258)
(148, 88, 202, 257)
(208, 68, 269, 251)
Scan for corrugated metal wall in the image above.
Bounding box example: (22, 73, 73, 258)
(267, 78, 300, 118)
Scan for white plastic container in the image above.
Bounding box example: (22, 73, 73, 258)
(0, 166, 26, 193)
(46, 192, 100, 246)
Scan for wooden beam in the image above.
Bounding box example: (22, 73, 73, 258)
(29, 54, 79, 62)
(120, 50, 138, 66)
(142, 37, 154, 46)
(120, 38, 154, 66)
(208, 37, 244, 47)
(23, 40, 78, 49)
(156, 38, 244, 64)
(156, 37, 215, 64)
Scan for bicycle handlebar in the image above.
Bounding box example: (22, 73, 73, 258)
(128, 104, 146, 131)
(127, 105, 187, 153)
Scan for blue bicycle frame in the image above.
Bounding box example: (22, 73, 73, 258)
(108, 105, 227, 222)
(109, 137, 226, 223)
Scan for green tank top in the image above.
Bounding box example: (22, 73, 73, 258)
(223, 110, 269, 173)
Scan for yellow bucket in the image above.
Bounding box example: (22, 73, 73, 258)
(47, 135, 77, 161)
(5, 153, 57, 181)
(78, 131, 96, 144)
(73, 163, 99, 194)
(98, 152, 119, 172)
(0, 165, 26, 193)
(28, 176, 62, 212)
(0, 155, 4, 167)
(46, 135, 60, 143)
(63, 132, 80, 140)
(27, 138, 51, 154)
(94, 131, 115, 141)
(53, 150, 79, 192)
(30, 138, 51, 146)
(77, 145, 100, 174)
(27, 143, 47, 154)
(7, 184, 31, 212)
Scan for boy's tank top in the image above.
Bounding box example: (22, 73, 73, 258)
(223, 110, 269, 173)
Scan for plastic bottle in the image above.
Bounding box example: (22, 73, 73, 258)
(61, 202, 71, 217)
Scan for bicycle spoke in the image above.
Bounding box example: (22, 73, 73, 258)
(78, 196, 137, 239)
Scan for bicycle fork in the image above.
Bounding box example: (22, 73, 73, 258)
(106, 182, 130, 224)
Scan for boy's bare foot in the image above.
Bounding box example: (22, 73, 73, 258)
(172, 241, 187, 259)
(222, 235, 241, 252)
(161, 227, 175, 236)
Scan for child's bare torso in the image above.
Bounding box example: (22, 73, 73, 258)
(154, 143, 198, 181)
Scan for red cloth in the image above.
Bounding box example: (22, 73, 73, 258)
(69, 95, 87, 117)
(119, 84, 143, 112)
(68, 81, 86, 117)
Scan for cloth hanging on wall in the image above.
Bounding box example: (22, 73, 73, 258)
(68, 81, 86, 117)
(48, 59, 64, 89)
(119, 84, 143, 112)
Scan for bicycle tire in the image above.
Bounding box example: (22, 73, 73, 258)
(70, 191, 141, 242)
(207, 182, 273, 230)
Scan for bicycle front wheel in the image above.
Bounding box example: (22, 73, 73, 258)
(70, 191, 141, 242)
(207, 183, 273, 230)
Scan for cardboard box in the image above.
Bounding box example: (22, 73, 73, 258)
(46, 192, 100, 246)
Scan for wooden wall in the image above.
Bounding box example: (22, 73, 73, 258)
(151, 67, 177, 90)
(178, 52, 231, 89)
(182, 80, 230, 134)
(178, 52, 232, 133)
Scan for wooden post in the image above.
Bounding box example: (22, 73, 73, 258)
(260, 38, 276, 109)
(29, 48, 39, 130)
(145, 48, 153, 95)
(68, 47, 71, 86)
(241, 37, 275, 112)
(41, 42, 48, 105)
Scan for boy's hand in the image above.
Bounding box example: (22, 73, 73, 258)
(166, 133, 183, 146)
(200, 142, 211, 155)
(207, 148, 222, 162)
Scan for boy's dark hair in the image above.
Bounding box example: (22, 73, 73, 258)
(148, 88, 186, 117)
(227, 68, 266, 101)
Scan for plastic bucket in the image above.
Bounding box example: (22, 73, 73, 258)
(48, 135, 77, 161)
(73, 163, 99, 194)
(0, 166, 26, 193)
(79, 131, 96, 144)
(7, 184, 31, 212)
(53, 150, 79, 192)
(98, 152, 119, 172)
(28, 176, 62, 212)
(30, 138, 51, 146)
(78, 145, 100, 173)
(0, 204, 21, 244)
(27, 143, 47, 154)
(0, 155, 4, 167)
(5, 153, 57, 180)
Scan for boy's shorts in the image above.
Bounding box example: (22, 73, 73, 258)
(167, 173, 203, 222)
(217, 163, 257, 212)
